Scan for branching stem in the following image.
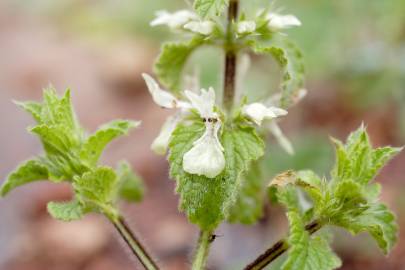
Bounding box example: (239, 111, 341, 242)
(110, 215, 159, 270)
(243, 220, 322, 270)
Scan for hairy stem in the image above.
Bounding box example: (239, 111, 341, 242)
(223, 0, 239, 112)
(192, 230, 215, 270)
(243, 221, 322, 270)
(111, 215, 159, 270)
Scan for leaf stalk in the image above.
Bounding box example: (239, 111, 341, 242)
(243, 220, 322, 270)
(191, 230, 215, 270)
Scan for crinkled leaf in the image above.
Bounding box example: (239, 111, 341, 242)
(116, 161, 145, 202)
(80, 120, 139, 167)
(337, 203, 397, 254)
(14, 101, 43, 122)
(154, 37, 204, 93)
(169, 122, 264, 230)
(1, 159, 49, 196)
(47, 200, 84, 222)
(227, 161, 265, 224)
(249, 36, 305, 108)
(194, 0, 229, 18)
(73, 167, 117, 207)
(331, 126, 401, 185)
(282, 211, 341, 270)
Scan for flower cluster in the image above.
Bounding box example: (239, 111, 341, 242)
(142, 74, 291, 178)
(151, 9, 301, 37)
(151, 10, 215, 36)
(237, 11, 302, 35)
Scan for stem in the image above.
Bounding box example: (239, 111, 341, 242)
(191, 230, 215, 270)
(111, 215, 159, 270)
(223, 0, 239, 112)
(243, 221, 322, 270)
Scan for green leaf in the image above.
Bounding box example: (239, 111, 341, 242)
(73, 167, 117, 207)
(331, 126, 401, 185)
(194, 0, 229, 18)
(1, 159, 49, 196)
(296, 170, 324, 208)
(227, 161, 265, 224)
(282, 211, 342, 270)
(169, 122, 265, 230)
(80, 120, 139, 167)
(154, 37, 204, 93)
(337, 203, 397, 254)
(116, 161, 145, 202)
(248, 36, 305, 108)
(47, 200, 84, 222)
(14, 101, 43, 123)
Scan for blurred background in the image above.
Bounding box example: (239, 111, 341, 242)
(0, 0, 404, 269)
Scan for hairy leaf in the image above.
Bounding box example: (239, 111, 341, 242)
(154, 37, 204, 93)
(1, 159, 49, 196)
(47, 200, 84, 222)
(116, 161, 145, 202)
(169, 122, 264, 230)
(331, 126, 401, 185)
(227, 161, 265, 224)
(249, 37, 305, 108)
(194, 0, 229, 18)
(80, 120, 139, 167)
(73, 167, 117, 208)
(283, 211, 341, 270)
(337, 203, 397, 254)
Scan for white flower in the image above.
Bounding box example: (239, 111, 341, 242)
(142, 73, 191, 109)
(242, 102, 288, 126)
(236, 21, 257, 34)
(183, 119, 225, 178)
(184, 20, 215, 35)
(142, 74, 225, 176)
(267, 121, 294, 155)
(184, 87, 217, 118)
(151, 114, 182, 155)
(266, 13, 301, 30)
(150, 10, 197, 30)
(182, 87, 225, 178)
(142, 74, 192, 155)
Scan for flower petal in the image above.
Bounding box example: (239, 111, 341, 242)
(151, 115, 181, 155)
(142, 73, 178, 109)
(184, 87, 217, 118)
(237, 21, 257, 34)
(183, 121, 225, 178)
(267, 13, 301, 30)
(184, 21, 215, 35)
(242, 103, 288, 126)
(151, 10, 197, 29)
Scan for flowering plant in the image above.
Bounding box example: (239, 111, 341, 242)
(1, 1, 401, 270)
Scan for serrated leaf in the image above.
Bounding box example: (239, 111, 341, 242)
(331, 126, 401, 185)
(80, 120, 139, 167)
(154, 37, 204, 93)
(14, 101, 43, 123)
(194, 0, 229, 18)
(169, 122, 264, 230)
(249, 36, 305, 108)
(338, 203, 397, 254)
(282, 211, 342, 270)
(296, 170, 324, 207)
(227, 161, 265, 224)
(116, 161, 145, 202)
(1, 160, 49, 196)
(47, 200, 84, 222)
(73, 167, 117, 207)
